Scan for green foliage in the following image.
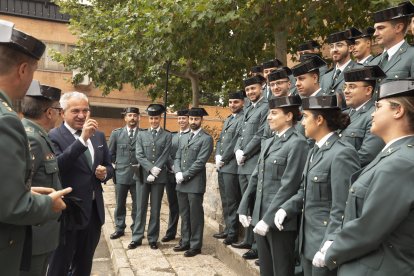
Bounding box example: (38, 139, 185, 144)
(52, 0, 392, 109)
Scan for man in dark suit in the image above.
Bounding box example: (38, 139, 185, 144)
(174, 107, 214, 257)
(108, 107, 140, 240)
(214, 91, 244, 245)
(48, 92, 114, 276)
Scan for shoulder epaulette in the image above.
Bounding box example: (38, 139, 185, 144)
(325, 67, 334, 74)
(163, 129, 171, 133)
(0, 99, 13, 112)
(24, 126, 34, 133)
(139, 128, 148, 131)
(112, 127, 123, 132)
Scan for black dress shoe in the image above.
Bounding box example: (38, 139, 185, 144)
(161, 236, 175, 242)
(127, 241, 142, 249)
(223, 236, 238, 245)
(149, 242, 158, 249)
(184, 248, 201, 257)
(231, 241, 252, 249)
(212, 232, 228, 239)
(110, 231, 124, 240)
(242, 249, 258, 260)
(255, 259, 260, 266)
(173, 243, 190, 252)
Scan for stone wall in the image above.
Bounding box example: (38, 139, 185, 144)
(203, 163, 225, 231)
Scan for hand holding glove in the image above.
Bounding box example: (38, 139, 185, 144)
(175, 172, 184, 184)
(253, 220, 269, 236)
(239, 214, 251, 228)
(147, 174, 156, 183)
(312, 251, 326, 267)
(150, 166, 162, 177)
(274, 209, 287, 231)
(235, 150, 246, 165)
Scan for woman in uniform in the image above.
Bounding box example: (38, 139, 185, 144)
(320, 80, 414, 275)
(238, 95, 309, 276)
(275, 94, 360, 276)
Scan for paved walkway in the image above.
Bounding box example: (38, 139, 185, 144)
(102, 182, 254, 276)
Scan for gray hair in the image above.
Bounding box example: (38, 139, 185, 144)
(60, 91, 89, 110)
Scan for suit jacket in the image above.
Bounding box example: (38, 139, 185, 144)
(0, 91, 56, 275)
(235, 97, 269, 174)
(369, 41, 414, 83)
(320, 60, 360, 96)
(167, 130, 190, 171)
(174, 129, 213, 194)
(215, 111, 244, 174)
(23, 118, 62, 255)
(49, 123, 113, 229)
(281, 133, 360, 260)
(238, 128, 309, 230)
(108, 127, 139, 184)
(135, 128, 172, 184)
(325, 136, 414, 276)
(339, 99, 385, 167)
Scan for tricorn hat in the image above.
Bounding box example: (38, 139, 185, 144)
(228, 90, 246, 100)
(26, 80, 61, 101)
(268, 67, 292, 82)
(250, 65, 263, 74)
(262, 59, 283, 69)
(344, 66, 386, 82)
(373, 1, 414, 23)
(177, 109, 189, 116)
(378, 79, 414, 100)
(122, 107, 140, 115)
(0, 19, 45, 60)
(326, 29, 355, 44)
(146, 104, 165, 116)
(243, 75, 266, 88)
(292, 55, 327, 77)
(302, 94, 341, 110)
(297, 40, 320, 51)
(268, 95, 302, 109)
(188, 107, 208, 117)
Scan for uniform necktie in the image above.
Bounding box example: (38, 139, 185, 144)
(188, 132, 194, 142)
(152, 129, 157, 139)
(310, 145, 319, 162)
(75, 130, 93, 167)
(330, 69, 341, 89)
(379, 51, 389, 69)
(129, 129, 134, 139)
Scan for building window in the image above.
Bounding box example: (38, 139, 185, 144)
(38, 42, 75, 72)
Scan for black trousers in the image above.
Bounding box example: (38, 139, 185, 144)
(47, 202, 101, 276)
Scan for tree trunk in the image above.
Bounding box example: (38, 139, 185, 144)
(274, 29, 287, 66)
(189, 75, 200, 107)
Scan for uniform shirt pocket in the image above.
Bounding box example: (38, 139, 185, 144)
(117, 144, 128, 156)
(309, 171, 330, 201)
(349, 184, 368, 218)
(44, 159, 59, 174)
(270, 157, 287, 180)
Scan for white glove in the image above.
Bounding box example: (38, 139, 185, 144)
(215, 155, 224, 170)
(312, 251, 326, 267)
(150, 166, 162, 177)
(274, 209, 287, 231)
(235, 150, 246, 165)
(175, 172, 184, 184)
(239, 214, 251, 228)
(320, 240, 333, 254)
(253, 220, 269, 236)
(147, 174, 155, 183)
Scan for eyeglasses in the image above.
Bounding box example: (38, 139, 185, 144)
(374, 101, 400, 111)
(270, 80, 289, 88)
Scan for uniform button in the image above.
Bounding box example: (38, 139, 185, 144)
(333, 260, 337, 265)
(273, 160, 277, 163)
(341, 215, 344, 220)
(313, 176, 318, 181)
(152, 161, 155, 163)
(9, 240, 14, 245)
(241, 137, 244, 140)
(224, 130, 227, 133)
(242, 129, 245, 132)
(395, 75, 398, 78)
(350, 188, 354, 192)
(339, 133, 342, 137)
(323, 221, 327, 225)
(152, 149, 155, 152)
(184, 160, 186, 163)
(351, 133, 355, 137)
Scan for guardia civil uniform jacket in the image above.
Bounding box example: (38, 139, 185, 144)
(108, 127, 140, 184)
(325, 136, 414, 276)
(234, 97, 269, 175)
(238, 127, 309, 229)
(0, 91, 57, 275)
(281, 133, 360, 261)
(339, 98, 385, 167)
(22, 118, 62, 256)
(320, 60, 359, 96)
(215, 110, 244, 174)
(174, 129, 214, 193)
